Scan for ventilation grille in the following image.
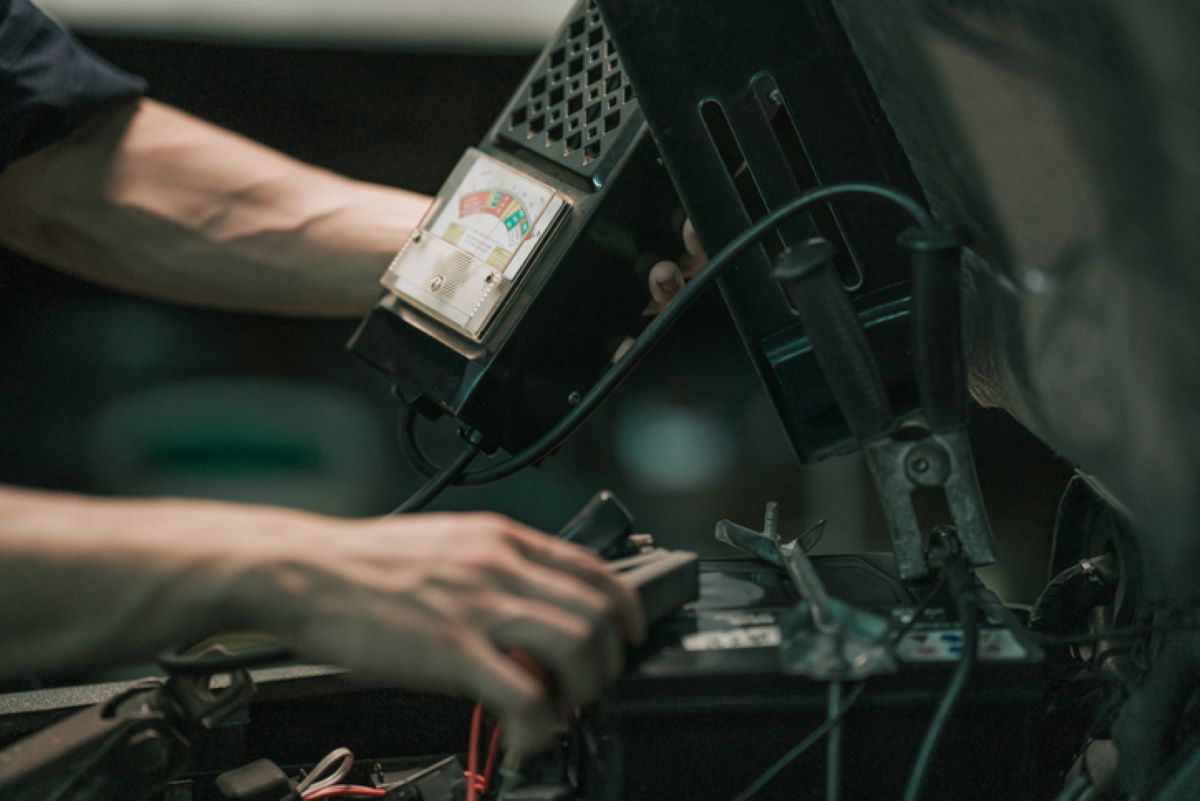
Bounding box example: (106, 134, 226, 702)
(498, 0, 637, 178)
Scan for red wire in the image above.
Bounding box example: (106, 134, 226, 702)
(482, 723, 503, 791)
(465, 701, 485, 801)
(301, 786, 386, 800)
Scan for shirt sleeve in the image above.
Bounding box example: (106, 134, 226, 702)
(0, 0, 146, 171)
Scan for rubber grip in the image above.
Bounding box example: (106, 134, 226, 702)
(910, 244, 967, 432)
(774, 246, 894, 442)
(557, 490, 634, 556)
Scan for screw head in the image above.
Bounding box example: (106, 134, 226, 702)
(567, 390, 583, 406)
(429, 275, 445, 292)
(904, 442, 951, 487)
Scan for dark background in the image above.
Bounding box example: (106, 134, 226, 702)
(0, 32, 1073, 603)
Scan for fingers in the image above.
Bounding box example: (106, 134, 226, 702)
(278, 511, 647, 763)
(643, 218, 709, 312)
(499, 522, 645, 643)
(288, 591, 562, 761)
(478, 594, 620, 712)
(647, 259, 685, 308)
(460, 636, 560, 760)
(494, 564, 625, 681)
(680, 218, 708, 276)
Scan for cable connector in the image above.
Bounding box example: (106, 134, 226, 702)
(215, 759, 298, 801)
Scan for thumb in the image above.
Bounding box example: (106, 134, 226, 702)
(647, 259, 685, 309)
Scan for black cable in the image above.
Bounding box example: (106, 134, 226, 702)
(892, 576, 948, 642)
(902, 592, 980, 801)
(158, 641, 292, 674)
(731, 682, 868, 801)
(394, 439, 482, 514)
(426, 183, 934, 488)
(826, 681, 844, 801)
(398, 403, 440, 479)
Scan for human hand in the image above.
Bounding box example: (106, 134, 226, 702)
(237, 511, 644, 759)
(646, 219, 708, 312)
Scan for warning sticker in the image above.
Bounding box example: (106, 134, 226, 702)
(896, 628, 1028, 662)
(681, 626, 782, 652)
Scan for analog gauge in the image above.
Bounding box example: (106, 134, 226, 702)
(381, 149, 570, 341)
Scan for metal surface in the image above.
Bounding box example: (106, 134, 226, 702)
(596, 0, 925, 463)
(711, 503, 897, 681)
(714, 504, 826, 568)
(495, 0, 639, 179)
(864, 430, 995, 579)
(593, 0, 996, 577)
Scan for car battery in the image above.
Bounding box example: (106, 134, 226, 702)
(576, 557, 1044, 800)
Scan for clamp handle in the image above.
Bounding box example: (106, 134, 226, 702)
(772, 238, 895, 443)
(902, 225, 968, 433)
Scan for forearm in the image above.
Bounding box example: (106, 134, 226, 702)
(0, 484, 308, 679)
(0, 99, 429, 317)
(0, 484, 642, 755)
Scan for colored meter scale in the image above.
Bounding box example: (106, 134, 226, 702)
(381, 148, 570, 342)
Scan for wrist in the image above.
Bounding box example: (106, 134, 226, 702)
(221, 513, 347, 643)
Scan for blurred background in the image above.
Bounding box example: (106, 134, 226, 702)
(0, 0, 1072, 604)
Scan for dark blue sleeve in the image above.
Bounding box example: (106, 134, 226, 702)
(0, 0, 146, 170)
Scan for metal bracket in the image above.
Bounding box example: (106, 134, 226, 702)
(714, 502, 898, 680)
(715, 502, 825, 567)
(864, 428, 995, 580)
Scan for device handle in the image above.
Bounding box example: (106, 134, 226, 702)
(773, 239, 895, 442)
(558, 490, 635, 557)
(901, 226, 968, 433)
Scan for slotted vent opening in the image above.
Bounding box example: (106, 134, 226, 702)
(502, 0, 637, 176)
(752, 74, 864, 291)
(701, 99, 787, 265)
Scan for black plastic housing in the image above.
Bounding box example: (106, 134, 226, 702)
(349, 0, 680, 454)
(596, 0, 927, 461)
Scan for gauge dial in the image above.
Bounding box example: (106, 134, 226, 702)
(428, 155, 561, 277)
(381, 149, 571, 341)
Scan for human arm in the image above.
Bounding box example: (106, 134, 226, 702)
(0, 98, 430, 317)
(0, 484, 643, 757)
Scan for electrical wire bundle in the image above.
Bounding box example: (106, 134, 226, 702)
(731, 576, 949, 801)
(273, 706, 505, 801)
(901, 557, 980, 801)
(294, 747, 384, 799)
(464, 702, 504, 801)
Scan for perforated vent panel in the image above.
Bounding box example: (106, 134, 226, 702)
(498, 0, 637, 178)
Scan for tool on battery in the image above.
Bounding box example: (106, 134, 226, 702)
(772, 231, 995, 579)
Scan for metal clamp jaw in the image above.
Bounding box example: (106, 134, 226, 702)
(716, 502, 897, 681)
(772, 229, 996, 579)
(864, 428, 993, 581)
